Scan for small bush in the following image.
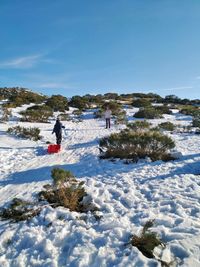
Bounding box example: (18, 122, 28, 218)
(132, 98, 152, 108)
(39, 168, 95, 212)
(131, 220, 175, 267)
(192, 117, 200, 128)
(154, 105, 172, 115)
(0, 198, 41, 222)
(127, 120, 151, 131)
(59, 113, 70, 121)
(179, 105, 200, 116)
(134, 107, 162, 119)
(131, 220, 163, 258)
(114, 110, 127, 125)
(158, 122, 175, 131)
(7, 126, 41, 141)
(0, 107, 11, 122)
(20, 105, 53, 122)
(69, 96, 89, 110)
(46, 95, 69, 112)
(99, 129, 175, 162)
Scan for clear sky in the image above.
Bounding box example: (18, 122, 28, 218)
(0, 0, 200, 99)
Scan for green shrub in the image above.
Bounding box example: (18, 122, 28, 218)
(39, 168, 95, 212)
(132, 98, 151, 108)
(99, 129, 175, 162)
(7, 126, 41, 141)
(134, 107, 163, 119)
(46, 95, 69, 112)
(131, 220, 163, 259)
(69, 96, 90, 110)
(114, 110, 127, 125)
(0, 107, 11, 122)
(192, 117, 200, 128)
(59, 113, 70, 121)
(158, 122, 175, 131)
(179, 105, 200, 116)
(127, 120, 151, 131)
(130, 220, 175, 266)
(154, 105, 172, 115)
(0, 198, 41, 222)
(1, 88, 46, 108)
(20, 105, 53, 122)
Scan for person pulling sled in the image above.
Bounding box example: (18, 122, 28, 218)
(52, 117, 65, 145)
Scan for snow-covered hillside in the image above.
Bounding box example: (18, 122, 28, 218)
(0, 107, 200, 267)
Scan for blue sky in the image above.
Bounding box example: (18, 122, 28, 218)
(0, 0, 200, 99)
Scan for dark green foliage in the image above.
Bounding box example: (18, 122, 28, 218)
(192, 117, 200, 128)
(114, 110, 127, 125)
(154, 105, 172, 115)
(0, 107, 11, 122)
(179, 105, 200, 116)
(132, 98, 151, 108)
(51, 168, 75, 186)
(59, 113, 70, 121)
(0, 198, 41, 222)
(7, 126, 41, 141)
(158, 122, 176, 131)
(46, 95, 69, 112)
(99, 129, 175, 162)
(131, 220, 163, 258)
(39, 168, 94, 212)
(127, 120, 151, 131)
(20, 105, 53, 122)
(69, 95, 89, 110)
(134, 107, 163, 119)
(0, 87, 46, 107)
(131, 220, 175, 267)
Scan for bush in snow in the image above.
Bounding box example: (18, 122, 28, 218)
(154, 105, 172, 115)
(39, 168, 95, 212)
(46, 94, 69, 112)
(0, 198, 41, 222)
(7, 126, 41, 141)
(192, 116, 200, 128)
(127, 120, 151, 131)
(99, 129, 175, 162)
(132, 98, 152, 108)
(20, 105, 53, 122)
(131, 220, 175, 266)
(0, 107, 11, 122)
(131, 220, 163, 258)
(158, 122, 176, 131)
(59, 113, 70, 121)
(114, 110, 128, 125)
(69, 95, 90, 110)
(134, 107, 163, 119)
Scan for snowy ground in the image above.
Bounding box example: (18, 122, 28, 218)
(0, 107, 200, 267)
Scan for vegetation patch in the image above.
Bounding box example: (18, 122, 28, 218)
(0, 198, 41, 222)
(39, 168, 96, 212)
(7, 126, 41, 141)
(131, 220, 175, 267)
(127, 120, 151, 131)
(158, 122, 176, 131)
(134, 107, 163, 119)
(20, 105, 53, 122)
(99, 129, 175, 162)
(46, 95, 69, 112)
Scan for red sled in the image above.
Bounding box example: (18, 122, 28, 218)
(47, 144, 61, 154)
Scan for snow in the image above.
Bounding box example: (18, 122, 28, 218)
(0, 106, 200, 266)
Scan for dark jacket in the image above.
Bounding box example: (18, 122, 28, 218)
(52, 120, 65, 135)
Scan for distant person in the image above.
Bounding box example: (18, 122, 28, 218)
(52, 117, 65, 145)
(104, 106, 112, 129)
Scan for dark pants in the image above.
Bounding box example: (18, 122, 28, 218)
(106, 118, 111, 128)
(56, 133, 62, 145)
